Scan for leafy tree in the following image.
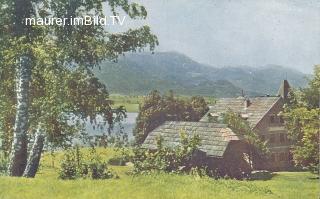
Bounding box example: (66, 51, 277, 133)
(0, 0, 158, 176)
(0, 65, 127, 177)
(284, 107, 319, 170)
(133, 90, 209, 144)
(300, 65, 320, 109)
(283, 65, 320, 171)
(222, 110, 269, 169)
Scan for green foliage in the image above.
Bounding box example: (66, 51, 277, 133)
(59, 149, 78, 180)
(222, 110, 269, 167)
(133, 90, 209, 144)
(0, 0, 158, 175)
(283, 65, 320, 171)
(132, 131, 203, 175)
(0, 66, 124, 152)
(300, 65, 320, 109)
(284, 107, 319, 170)
(59, 146, 116, 180)
(108, 148, 131, 166)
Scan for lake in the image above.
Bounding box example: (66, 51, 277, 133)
(85, 112, 138, 140)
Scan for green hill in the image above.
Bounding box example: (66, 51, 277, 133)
(94, 52, 307, 97)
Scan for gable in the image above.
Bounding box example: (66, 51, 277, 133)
(200, 96, 281, 128)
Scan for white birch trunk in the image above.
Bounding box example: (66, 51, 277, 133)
(23, 129, 45, 178)
(8, 56, 31, 176)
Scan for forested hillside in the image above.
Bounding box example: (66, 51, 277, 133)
(94, 52, 307, 97)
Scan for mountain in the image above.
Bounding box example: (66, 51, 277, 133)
(208, 64, 308, 95)
(94, 52, 307, 97)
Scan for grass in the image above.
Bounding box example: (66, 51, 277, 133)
(110, 94, 142, 112)
(0, 148, 318, 199)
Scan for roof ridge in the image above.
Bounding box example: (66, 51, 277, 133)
(165, 121, 228, 126)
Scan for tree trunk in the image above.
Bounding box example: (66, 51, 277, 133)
(8, 56, 32, 176)
(23, 130, 45, 178)
(7, 0, 33, 176)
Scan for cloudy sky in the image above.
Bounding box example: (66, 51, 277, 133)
(119, 0, 319, 73)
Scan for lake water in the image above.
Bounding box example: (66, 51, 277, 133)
(84, 112, 138, 140)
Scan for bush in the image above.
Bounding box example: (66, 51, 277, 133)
(87, 148, 116, 179)
(308, 163, 319, 174)
(108, 148, 131, 166)
(132, 131, 205, 175)
(89, 161, 114, 179)
(59, 149, 78, 179)
(59, 146, 116, 180)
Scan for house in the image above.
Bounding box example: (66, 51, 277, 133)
(142, 121, 252, 178)
(200, 80, 292, 171)
(142, 80, 292, 173)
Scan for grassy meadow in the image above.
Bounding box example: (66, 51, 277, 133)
(110, 94, 142, 112)
(110, 94, 217, 113)
(0, 148, 318, 199)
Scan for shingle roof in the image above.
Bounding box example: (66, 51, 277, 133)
(142, 121, 241, 157)
(200, 96, 280, 127)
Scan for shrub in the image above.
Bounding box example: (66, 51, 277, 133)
(59, 146, 116, 180)
(108, 148, 131, 166)
(89, 161, 114, 179)
(132, 131, 205, 175)
(87, 147, 115, 179)
(59, 149, 78, 179)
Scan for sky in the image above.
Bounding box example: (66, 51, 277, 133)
(113, 0, 320, 74)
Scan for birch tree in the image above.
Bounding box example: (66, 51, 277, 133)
(0, 0, 158, 177)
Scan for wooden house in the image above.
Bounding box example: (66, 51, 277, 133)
(142, 80, 293, 174)
(200, 80, 292, 171)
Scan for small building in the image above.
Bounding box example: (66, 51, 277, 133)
(142, 121, 252, 178)
(200, 80, 292, 171)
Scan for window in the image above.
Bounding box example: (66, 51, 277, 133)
(270, 115, 275, 123)
(279, 133, 286, 143)
(269, 134, 276, 143)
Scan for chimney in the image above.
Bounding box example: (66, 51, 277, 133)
(277, 80, 290, 99)
(244, 98, 251, 109)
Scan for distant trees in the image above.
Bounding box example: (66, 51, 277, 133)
(283, 65, 320, 171)
(0, 0, 158, 177)
(133, 90, 209, 144)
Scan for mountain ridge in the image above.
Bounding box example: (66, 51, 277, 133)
(94, 52, 307, 97)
